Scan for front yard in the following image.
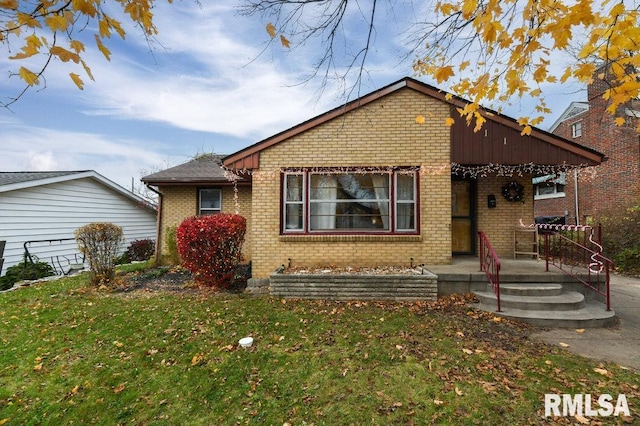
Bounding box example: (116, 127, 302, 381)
(0, 264, 638, 425)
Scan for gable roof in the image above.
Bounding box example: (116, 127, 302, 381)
(548, 102, 589, 133)
(141, 154, 241, 186)
(223, 77, 605, 170)
(0, 170, 155, 209)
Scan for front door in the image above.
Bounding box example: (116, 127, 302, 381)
(451, 178, 475, 254)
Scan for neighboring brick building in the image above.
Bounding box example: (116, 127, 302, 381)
(535, 66, 640, 224)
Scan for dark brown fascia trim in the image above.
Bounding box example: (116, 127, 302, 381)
(223, 77, 606, 169)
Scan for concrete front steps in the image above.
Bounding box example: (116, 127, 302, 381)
(473, 283, 616, 328)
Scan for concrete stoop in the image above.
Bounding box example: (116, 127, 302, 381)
(473, 283, 616, 328)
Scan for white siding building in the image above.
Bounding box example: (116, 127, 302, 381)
(0, 171, 157, 275)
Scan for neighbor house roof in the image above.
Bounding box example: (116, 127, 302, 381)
(0, 170, 154, 209)
(223, 77, 606, 170)
(141, 154, 242, 186)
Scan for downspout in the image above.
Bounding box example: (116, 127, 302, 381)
(573, 170, 580, 226)
(146, 184, 163, 264)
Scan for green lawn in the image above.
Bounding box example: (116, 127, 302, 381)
(0, 266, 638, 425)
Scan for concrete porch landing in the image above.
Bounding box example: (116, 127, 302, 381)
(424, 257, 615, 328)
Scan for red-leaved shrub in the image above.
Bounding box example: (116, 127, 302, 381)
(176, 214, 246, 288)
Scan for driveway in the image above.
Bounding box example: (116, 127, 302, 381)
(531, 273, 640, 371)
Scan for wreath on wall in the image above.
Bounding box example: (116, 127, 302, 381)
(502, 181, 525, 202)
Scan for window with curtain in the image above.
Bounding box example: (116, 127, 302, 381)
(199, 188, 221, 215)
(282, 169, 418, 234)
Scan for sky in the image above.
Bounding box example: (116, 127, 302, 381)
(0, 1, 588, 194)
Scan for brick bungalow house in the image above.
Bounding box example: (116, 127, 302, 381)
(144, 78, 605, 287)
(534, 66, 640, 224)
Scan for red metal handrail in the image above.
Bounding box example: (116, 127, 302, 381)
(478, 231, 501, 312)
(541, 224, 613, 311)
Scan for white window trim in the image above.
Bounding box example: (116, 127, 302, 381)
(394, 171, 417, 232)
(571, 121, 582, 138)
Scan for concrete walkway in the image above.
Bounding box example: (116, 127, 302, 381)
(531, 273, 640, 371)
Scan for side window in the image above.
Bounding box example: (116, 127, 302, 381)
(571, 121, 582, 138)
(199, 188, 221, 215)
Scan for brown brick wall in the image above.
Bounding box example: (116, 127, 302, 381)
(536, 70, 640, 223)
(249, 88, 453, 278)
(157, 185, 253, 263)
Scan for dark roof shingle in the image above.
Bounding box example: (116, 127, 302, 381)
(0, 171, 86, 186)
(141, 154, 237, 185)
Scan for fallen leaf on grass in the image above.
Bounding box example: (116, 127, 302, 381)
(113, 383, 126, 394)
(492, 316, 502, 322)
(462, 348, 473, 355)
(574, 414, 590, 424)
(0, 419, 9, 425)
(33, 363, 43, 371)
(455, 386, 464, 396)
(191, 354, 202, 366)
(433, 398, 444, 406)
(559, 342, 570, 348)
(593, 367, 611, 377)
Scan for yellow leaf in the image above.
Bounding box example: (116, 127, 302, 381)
(19, 67, 40, 86)
(191, 354, 202, 365)
(462, 348, 473, 354)
(81, 59, 95, 81)
(99, 18, 111, 38)
(69, 40, 85, 54)
(50, 46, 80, 63)
(614, 117, 625, 126)
(520, 125, 532, 136)
(455, 386, 464, 396)
(559, 342, 570, 347)
(415, 114, 426, 124)
(0, 0, 18, 8)
(575, 328, 585, 334)
(94, 35, 111, 61)
(71, 385, 80, 394)
(445, 117, 455, 126)
(33, 363, 43, 371)
(17, 12, 41, 28)
(594, 367, 611, 376)
(45, 14, 70, 32)
(280, 34, 290, 48)
(433, 398, 444, 405)
(0, 418, 10, 425)
(69, 73, 84, 90)
(434, 66, 455, 83)
(266, 22, 277, 38)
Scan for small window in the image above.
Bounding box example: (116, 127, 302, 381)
(199, 188, 221, 215)
(533, 173, 566, 200)
(571, 121, 582, 138)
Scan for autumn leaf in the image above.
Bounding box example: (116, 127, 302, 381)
(415, 115, 426, 124)
(70, 73, 84, 90)
(455, 386, 464, 396)
(574, 414, 590, 424)
(445, 117, 455, 127)
(559, 342, 570, 348)
(614, 117, 625, 126)
(19, 67, 39, 86)
(94, 35, 111, 61)
(434, 66, 455, 83)
(433, 398, 444, 405)
(280, 35, 290, 48)
(33, 362, 43, 371)
(0, 418, 9, 425)
(594, 367, 611, 377)
(0, 0, 18, 9)
(51, 46, 80, 63)
(266, 23, 277, 38)
(113, 383, 126, 394)
(575, 329, 585, 334)
(462, 348, 473, 355)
